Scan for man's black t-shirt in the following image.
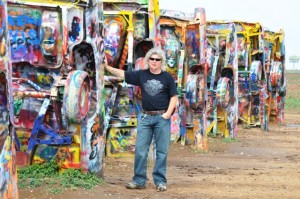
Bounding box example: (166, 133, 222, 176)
(125, 69, 177, 111)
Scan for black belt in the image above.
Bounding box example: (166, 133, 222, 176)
(142, 109, 167, 115)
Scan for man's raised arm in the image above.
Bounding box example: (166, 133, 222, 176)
(104, 61, 125, 78)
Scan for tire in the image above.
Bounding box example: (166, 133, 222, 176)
(216, 77, 231, 109)
(63, 70, 90, 123)
(185, 64, 206, 113)
(185, 74, 199, 110)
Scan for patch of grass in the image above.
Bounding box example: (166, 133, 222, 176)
(47, 187, 63, 194)
(286, 70, 300, 74)
(18, 159, 58, 180)
(60, 168, 104, 190)
(285, 97, 300, 113)
(18, 158, 104, 194)
(286, 79, 300, 85)
(285, 73, 300, 113)
(222, 137, 239, 143)
(207, 131, 218, 138)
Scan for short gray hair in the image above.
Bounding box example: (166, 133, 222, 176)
(144, 47, 166, 71)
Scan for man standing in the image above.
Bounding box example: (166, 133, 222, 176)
(104, 47, 178, 192)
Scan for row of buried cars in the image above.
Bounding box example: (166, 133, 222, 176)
(0, 0, 285, 198)
(158, 12, 285, 149)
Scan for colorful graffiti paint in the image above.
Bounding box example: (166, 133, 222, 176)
(159, 8, 208, 149)
(103, 0, 161, 158)
(103, 15, 128, 67)
(1, 0, 18, 197)
(0, 73, 18, 198)
(233, 21, 266, 129)
(206, 21, 285, 131)
(206, 21, 239, 139)
(8, 6, 63, 66)
(106, 127, 136, 158)
(264, 29, 286, 127)
(1, 3, 287, 197)
(6, 0, 106, 178)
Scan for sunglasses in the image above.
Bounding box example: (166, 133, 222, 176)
(149, 57, 161, 62)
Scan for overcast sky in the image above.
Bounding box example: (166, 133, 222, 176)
(160, 0, 300, 70)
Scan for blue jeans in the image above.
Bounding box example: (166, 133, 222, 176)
(132, 113, 171, 186)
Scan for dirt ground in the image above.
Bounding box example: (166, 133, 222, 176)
(19, 73, 300, 199)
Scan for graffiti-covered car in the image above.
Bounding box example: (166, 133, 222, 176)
(263, 29, 286, 126)
(231, 21, 267, 129)
(159, 8, 208, 149)
(0, 0, 18, 198)
(102, 0, 161, 157)
(206, 21, 286, 131)
(205, 21, 239, 139)
(7, 0, 106, 176)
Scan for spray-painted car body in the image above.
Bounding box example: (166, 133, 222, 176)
(103, 15, 127, 67)
(159, 8, 208, 149)
(207, 21, 269, 130)
(206, 21, 286, 131)
(231, 21, 267, 129)
(0, 0, 18, 198)
(103, 0, 161, 157)
(205, 21, 239, 139)
(263, 29, 285, 126)
(7, 0, 106, 176)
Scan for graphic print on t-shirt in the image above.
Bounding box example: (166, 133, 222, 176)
(144, 79, 163, 96)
